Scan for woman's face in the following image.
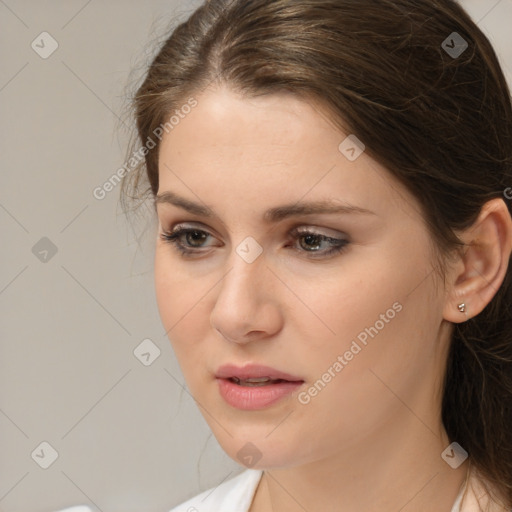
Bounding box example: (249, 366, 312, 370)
(155, 86, 451, 469)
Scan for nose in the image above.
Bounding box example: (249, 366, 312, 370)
(210, 249, 283, 344)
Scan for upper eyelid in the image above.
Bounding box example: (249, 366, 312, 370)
(291, 225, 347, 237)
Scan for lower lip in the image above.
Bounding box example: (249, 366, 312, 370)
(217, 378, 304, 410)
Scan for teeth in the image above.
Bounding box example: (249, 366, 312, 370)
(231, 377, 282, 386)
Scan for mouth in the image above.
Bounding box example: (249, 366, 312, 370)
(215, 364, 305, 410)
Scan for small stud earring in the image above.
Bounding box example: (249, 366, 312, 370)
(457, 303, 466, 313)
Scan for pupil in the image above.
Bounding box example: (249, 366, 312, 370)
(187, 231, 206, 247)
(302, 234, 321, 251)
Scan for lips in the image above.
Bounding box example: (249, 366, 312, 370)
(215, 364, 305, 410)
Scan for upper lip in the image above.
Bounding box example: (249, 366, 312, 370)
(215, 364, 304, 382)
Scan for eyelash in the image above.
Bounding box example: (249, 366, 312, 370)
(159, 226, 349, 259)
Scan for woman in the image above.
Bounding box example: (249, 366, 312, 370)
(121, 0, 512, 510)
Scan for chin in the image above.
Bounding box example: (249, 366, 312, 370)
(214, 431, 305, 470)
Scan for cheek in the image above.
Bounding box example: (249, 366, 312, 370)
(293, 243, 425, 371)
(154, 250, 177, 328)
(154, 248, 203, 323)
(292, 252, 440, 442)
(293, 300, 437, 455)
(154, 250, 209, 372)
(288, 249, 404, 351)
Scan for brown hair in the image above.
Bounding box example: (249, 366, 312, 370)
(121, 0, 512, 506)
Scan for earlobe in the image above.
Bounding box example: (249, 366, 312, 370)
(443, 198, 512, 324)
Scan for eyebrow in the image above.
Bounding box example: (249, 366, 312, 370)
(155, 191, 377, 223)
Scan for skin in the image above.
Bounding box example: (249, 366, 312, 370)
(154, 85, 512, 511)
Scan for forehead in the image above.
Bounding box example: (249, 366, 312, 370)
(156, 86, 419, 225)
(160, 86, 335, 162)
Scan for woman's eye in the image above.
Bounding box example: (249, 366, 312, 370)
(160, 227, 215, 256)
(289, 228, 349, 258)
(159, 226, 349, 259)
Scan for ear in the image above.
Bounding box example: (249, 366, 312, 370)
(443, 198, 512, 323)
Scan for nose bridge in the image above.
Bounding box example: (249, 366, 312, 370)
(210, 239, 280, 341)
(220, 241, 267, 303)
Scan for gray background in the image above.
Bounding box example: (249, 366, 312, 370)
(1, 1, 511, 511)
